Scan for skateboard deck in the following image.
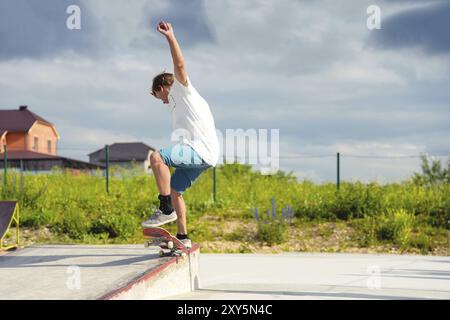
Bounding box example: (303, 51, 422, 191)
(143, 226, 187, 257)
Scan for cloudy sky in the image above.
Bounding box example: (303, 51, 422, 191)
(0, 0, 449, 182)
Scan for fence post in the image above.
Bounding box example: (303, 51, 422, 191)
(19, 159, 24, 193)
(337, 152, 340, 190)
(105, 145, 110, 194)
(3, 144, 7, 188)
(213, 166, 216, 202)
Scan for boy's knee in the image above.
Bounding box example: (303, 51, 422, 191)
(150, 151, 162, 164)
(170, 188, 182, 197)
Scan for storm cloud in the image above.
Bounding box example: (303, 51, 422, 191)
(145, 0, 216, 48)
(0, 0, 103, 60)
(371, 0, 450, 54)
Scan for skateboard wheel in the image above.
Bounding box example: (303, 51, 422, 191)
(144, 241, 150, 248)
(167, 241, 174, 249)
(159, 243, 168, 249)
(159, 250, 165, 257)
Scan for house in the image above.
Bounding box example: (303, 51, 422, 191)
(0, 106, 101, 171)
(0, 129, 7, 153)
(0, 105, 59, 155)
(88, 142, 155, 174)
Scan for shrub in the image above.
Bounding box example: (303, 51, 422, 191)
(409, 233, 433, 254)
(353, 209, 416, 248)
(377, 209, 415, 247)
(352, 217, 377, 247)
(54, 210, 91, 240)
(256, 221, 287, 245)
(21, 208, 55, 228)
(90, 214, 139, 239)
(331, 186, 363, 220)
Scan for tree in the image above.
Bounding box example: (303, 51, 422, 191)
(412, 154, 450, 185)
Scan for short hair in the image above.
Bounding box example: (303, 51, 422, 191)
(151, 72, 174, 96)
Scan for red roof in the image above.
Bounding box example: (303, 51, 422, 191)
(0, 106, 53, 133)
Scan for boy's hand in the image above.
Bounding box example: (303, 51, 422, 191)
(157, 21, 174, 39)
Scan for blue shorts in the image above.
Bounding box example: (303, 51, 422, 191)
(158, 144, 211, 194)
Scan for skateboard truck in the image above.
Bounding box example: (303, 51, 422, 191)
(143, 227, 188, 258)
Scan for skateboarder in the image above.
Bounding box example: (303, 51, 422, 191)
(141, 21, 220, 249)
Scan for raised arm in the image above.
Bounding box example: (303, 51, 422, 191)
(157, 21, 188, 86)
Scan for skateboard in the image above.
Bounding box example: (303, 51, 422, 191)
(143, 226, 188, 258)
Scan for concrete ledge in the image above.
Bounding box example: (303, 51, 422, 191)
(100, 244, 200, 300)
(0, 244, 200, 300)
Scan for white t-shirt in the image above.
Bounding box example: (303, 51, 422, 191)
(168, 77, 220, 167)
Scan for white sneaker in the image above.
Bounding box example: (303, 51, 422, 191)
(179, 238, 192, 249)
(141, 209, 177, 228)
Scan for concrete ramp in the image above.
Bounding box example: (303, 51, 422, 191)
(0, 244, 200, 300)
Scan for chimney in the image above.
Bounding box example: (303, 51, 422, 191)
(19, 105, 28, 111)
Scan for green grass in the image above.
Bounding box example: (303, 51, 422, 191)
(1, 163, 449, 254)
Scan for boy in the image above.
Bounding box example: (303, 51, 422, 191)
(142, 21, 220, 249)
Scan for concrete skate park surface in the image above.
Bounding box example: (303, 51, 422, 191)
(167, 253, 450, 300)
(2, 246, 449, 300)
(0, 244, 200, 300)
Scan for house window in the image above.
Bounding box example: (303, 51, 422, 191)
(33, 137, 38, 151)
(48, 140, 52, 153)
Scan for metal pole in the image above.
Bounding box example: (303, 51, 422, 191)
(337, 152, 340, 190)
(213, 166, 216, 201)
(16, 204, 20, 247)
(3, 144, 7, 188)
(105, 145, 109, 194)
(20, 159, 24, 194)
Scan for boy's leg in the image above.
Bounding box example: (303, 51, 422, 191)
(150, 151, 171, 195)
(141, 150, 177, 228)
(150, 151, 176, 215)
(170, 165, 210, 236)
(171, 188, 187, 235)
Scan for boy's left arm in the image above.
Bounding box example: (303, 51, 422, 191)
(157, 21, 189, 86)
